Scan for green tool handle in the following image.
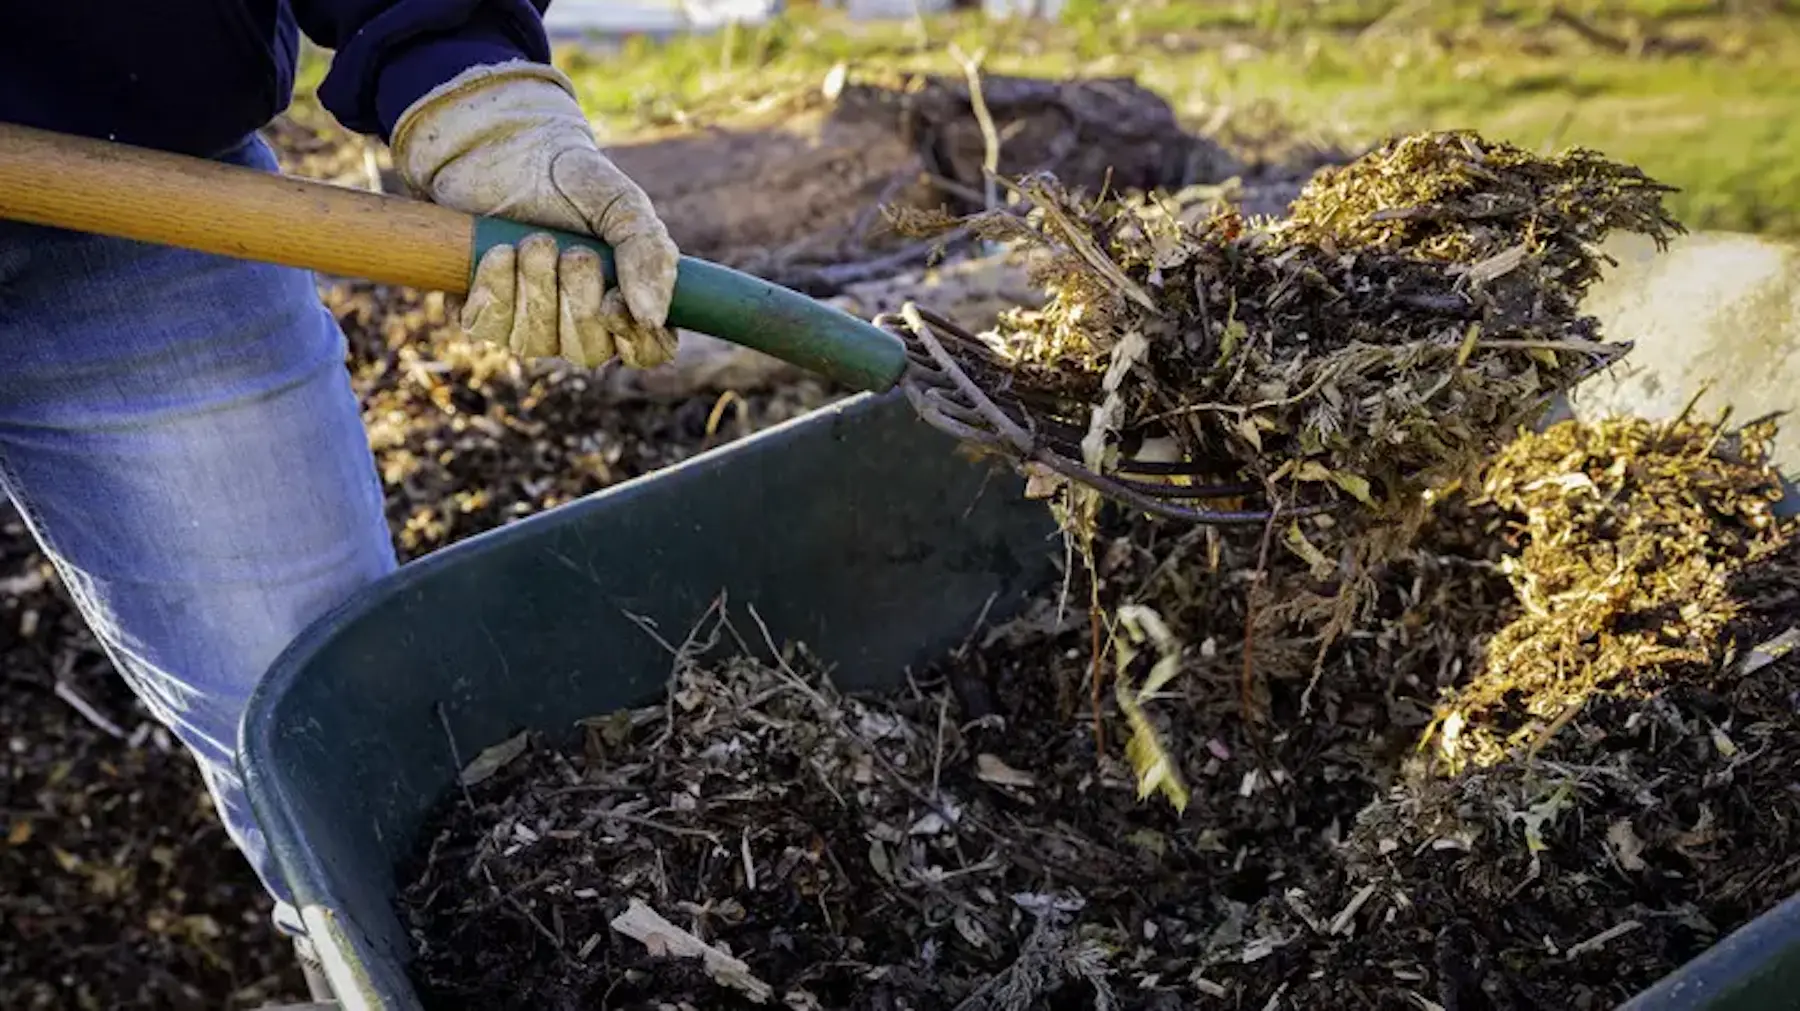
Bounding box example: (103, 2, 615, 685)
(471, 218, 906, 391)
(0, 121, 910, 393)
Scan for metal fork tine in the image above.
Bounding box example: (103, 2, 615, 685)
(1105, 478, 1265, 501)
(881, 304, 1342, 526)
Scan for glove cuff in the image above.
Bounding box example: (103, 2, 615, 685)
(390, 59, 593, 198)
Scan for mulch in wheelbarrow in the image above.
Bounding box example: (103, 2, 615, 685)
(395, 410, 1800, 1011)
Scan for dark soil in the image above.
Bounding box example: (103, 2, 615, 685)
(0, 512, 307, 1010)
(394, 416, 1800, 1011)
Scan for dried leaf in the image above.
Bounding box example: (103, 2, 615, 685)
(1710, 725, 1738, 758)
(1119, 701, 1188, 813)
(976, 753, 1037, 789)
(459, 730, 530, 787)
(610, 899, 774, 1003)
(1608, 820, 1648, 872)
(1283, 523, 1334, 578)
(1126, 829, 1168, 858)
(868, 840, 892, 882)
(1023, 463, 1065, 500)
(1114, 605, 1190, 813)
(1217, 318, 1247, 366)
(1236, 415, 1264, 453)
(1513, 784, 1576, 871)
(1330, 471, 1376, 506)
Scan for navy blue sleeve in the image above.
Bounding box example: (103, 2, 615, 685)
(295, 0, 555, 141)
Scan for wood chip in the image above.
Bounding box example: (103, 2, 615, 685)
(459, 730, 530, 787)
(1607, 820, 1648, 872)
(1739, 626, 1800, 675)
(1566, 919, 1642, 959)
(975, 753, 1036, 788)
(1465, 242, 1530, 286)
(1329, 884, 1378, 936)
(610, 899, 774, 1003)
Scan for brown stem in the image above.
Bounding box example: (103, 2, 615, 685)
(1089, 597, 1105, 761)
(1240, 488, 1283, 735)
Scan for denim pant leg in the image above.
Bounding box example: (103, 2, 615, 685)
(0, 134, 399, 916)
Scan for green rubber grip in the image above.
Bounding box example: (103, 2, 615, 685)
(473, 218, 908, 392)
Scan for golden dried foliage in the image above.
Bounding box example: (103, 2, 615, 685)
(905, 130, 1683, 567)
(1112, 605, 1191, 813)
(1431, 412, 1793, 771)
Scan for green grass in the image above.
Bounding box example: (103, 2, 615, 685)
(1055, 0, 1773, 34)
(298, 2, 1800, 237)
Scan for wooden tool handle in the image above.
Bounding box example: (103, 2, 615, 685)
(0, 121, 909, 392)
(0, 121, 474, 293)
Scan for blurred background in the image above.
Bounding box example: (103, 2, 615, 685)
(513, 0, 1796, 236)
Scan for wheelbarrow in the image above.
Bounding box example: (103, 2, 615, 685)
(234, 227, 1800, 1011)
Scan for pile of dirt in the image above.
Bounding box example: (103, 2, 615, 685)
(394, 412, 1800, 1011)
(602, 67, 1302, 289)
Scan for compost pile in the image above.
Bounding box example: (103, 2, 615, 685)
(900, 131, 1682, 554)
(396, 405, 1800, 1011)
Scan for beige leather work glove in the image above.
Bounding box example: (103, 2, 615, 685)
(390, 60, 680, 369)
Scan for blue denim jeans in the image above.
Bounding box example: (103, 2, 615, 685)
(0, 133, 399, 923)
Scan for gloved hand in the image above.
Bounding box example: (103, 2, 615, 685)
(390, 60, 680, 369)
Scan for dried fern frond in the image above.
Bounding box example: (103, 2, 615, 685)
(1113, 605, 1190, 812)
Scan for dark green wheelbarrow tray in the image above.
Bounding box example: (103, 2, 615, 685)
(239, 230, 1800, 1010)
